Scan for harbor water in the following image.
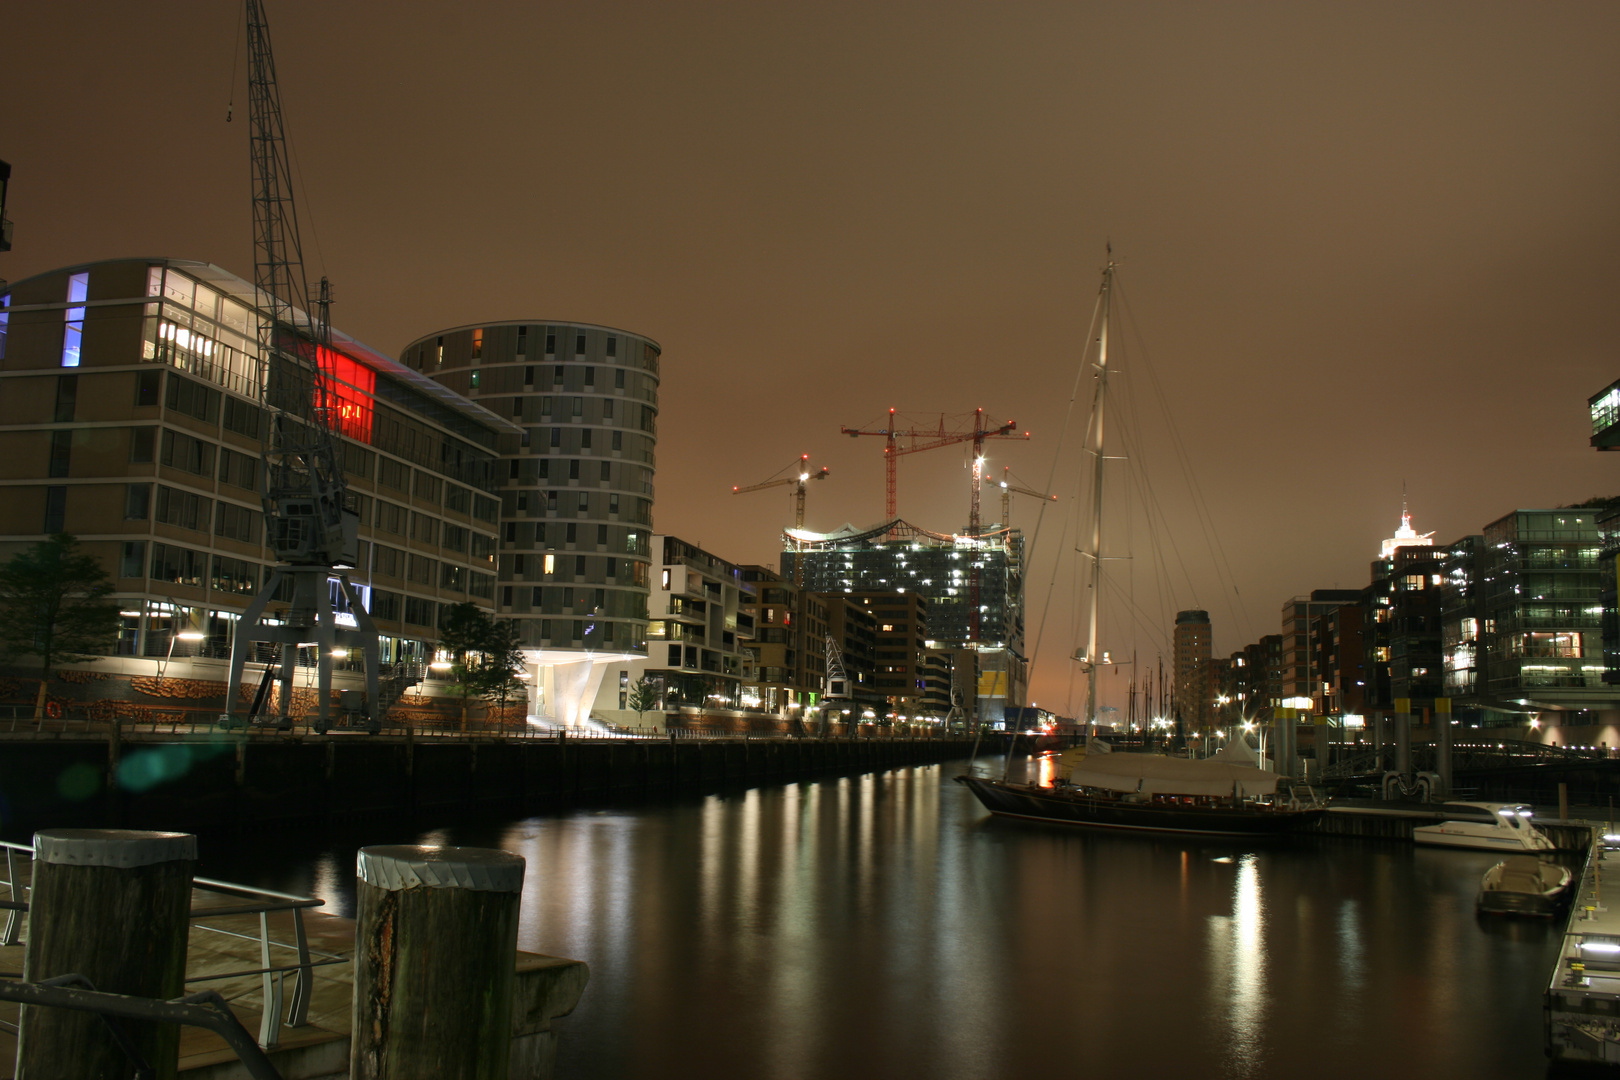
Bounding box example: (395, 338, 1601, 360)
(200, 755, 1566, 1079)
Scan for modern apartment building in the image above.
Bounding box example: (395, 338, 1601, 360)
(1173, 609, 1212, 727)
(738, 565, 827, 719)
(0, 258, 512, 676)
(404, 320, 659, 725)
(619, 535, 755, 719)
(1440, 534, 1488, 708)
(853, 591, 930, 714)
(1280, 591, 1359, 703)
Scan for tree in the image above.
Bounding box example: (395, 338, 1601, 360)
(438, 604, 529, 731)
(438, 602, 492, 731)
(0, 534, 120, 718)
(627, 677, 659, 726)
(480, 618, 528, 726)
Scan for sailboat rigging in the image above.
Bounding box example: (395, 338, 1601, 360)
(957, 254, 1324, 837)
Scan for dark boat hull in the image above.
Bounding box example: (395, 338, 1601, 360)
(955, 776, 1325, 837)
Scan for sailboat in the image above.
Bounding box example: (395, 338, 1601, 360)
(956, 257, 1325, 837)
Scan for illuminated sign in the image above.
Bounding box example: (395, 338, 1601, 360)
(317, 346, 375, 444)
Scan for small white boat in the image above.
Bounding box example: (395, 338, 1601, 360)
(1477, 855, 1573, 917)
(1412, 802, 1553, 852)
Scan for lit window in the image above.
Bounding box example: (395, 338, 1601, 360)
(61, 272, 88, 367)
(543, 554, 555, 575)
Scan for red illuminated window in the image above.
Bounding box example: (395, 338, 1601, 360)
(317, 347, 375, 444)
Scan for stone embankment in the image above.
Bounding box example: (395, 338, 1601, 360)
(0, 733, 980, 834)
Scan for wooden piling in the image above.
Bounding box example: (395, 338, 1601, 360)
(16, 828, 196, 1080)
(351, 844, 527, 1080)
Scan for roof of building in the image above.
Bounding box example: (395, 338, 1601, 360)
(3, 257, 523, 438)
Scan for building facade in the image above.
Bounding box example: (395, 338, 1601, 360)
(1477, 508, 1608, 720)
(405, 321, 659, 725)
(782, 519, 1025, 722)
(1172, 610, 1213, 728)
(0, 258, 511, 683)
(739, 564, 827, 719)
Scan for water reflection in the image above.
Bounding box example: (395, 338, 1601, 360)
(1207, 853, 1267, 1076)
(203, 758, 1567, 1080)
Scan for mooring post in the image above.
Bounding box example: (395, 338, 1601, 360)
(1559, 782, 1570, 824)
(1434, 698, 1452, 798)
(16, 829, 197, 1080)
(351, 845, 526, 1080)
(1395, 698, 1412, 779)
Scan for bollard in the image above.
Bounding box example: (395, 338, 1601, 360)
(351, 845, 526, 1080)
(17, 828, 197, 1080)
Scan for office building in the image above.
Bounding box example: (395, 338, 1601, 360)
(0, 258, 510, 681)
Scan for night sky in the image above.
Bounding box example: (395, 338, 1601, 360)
(5, 2, 1619, 713)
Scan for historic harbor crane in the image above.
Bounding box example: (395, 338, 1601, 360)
(224, 0, 382, 732)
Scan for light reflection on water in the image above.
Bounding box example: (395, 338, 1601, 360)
(202, 757, 1565, 1080)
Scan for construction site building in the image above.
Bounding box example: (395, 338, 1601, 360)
(780, 519, 1026, 723)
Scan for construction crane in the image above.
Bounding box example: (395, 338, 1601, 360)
(997, 467, 1057, 532)
(733, 455, 829, 588)
(732, 454, 829, 529)
(840, 409, 1028, 535)
(224, 0, 381, 734)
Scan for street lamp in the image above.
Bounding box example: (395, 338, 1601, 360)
(158, 628, 204, 685)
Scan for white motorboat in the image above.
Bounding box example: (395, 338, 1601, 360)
(1413, 802, 1553, 852)
(1477, 855, 1573, 917)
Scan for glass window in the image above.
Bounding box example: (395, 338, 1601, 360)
(61, 272, 88, 367)
(48, 430, 72, 477)
(120, 541, 146, 580)
(43, 486, 66, 533)
(124, 483, 150, 520)
(575, 334, 586, 356)
(0, 293, 9, 360)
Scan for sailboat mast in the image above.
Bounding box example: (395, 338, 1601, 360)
(1082, 259, 1115, 729)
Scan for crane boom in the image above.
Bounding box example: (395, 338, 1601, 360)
(734, 455, 830, 587)
(841, 409, 1029, 534)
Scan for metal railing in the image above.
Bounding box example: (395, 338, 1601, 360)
(1324, 737, 1615, 780)
(0, 839, 345, 1050)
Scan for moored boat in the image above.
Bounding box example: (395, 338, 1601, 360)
(957, 738, 1325, 837)
(1477, 855, 1572, 917)
(1413, 803, 1553, 852)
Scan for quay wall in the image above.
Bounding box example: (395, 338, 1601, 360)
(0, 735, 978, 836)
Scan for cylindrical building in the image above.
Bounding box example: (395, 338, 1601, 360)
(402, 322, 659, 726)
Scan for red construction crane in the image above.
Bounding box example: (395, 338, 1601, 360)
(840, 409, 1029, 534)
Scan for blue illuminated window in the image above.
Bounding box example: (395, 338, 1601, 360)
(61, 272, 88, 367)
(0, 293, 9, 360)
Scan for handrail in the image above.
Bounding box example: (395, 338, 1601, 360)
(0, 840, 335, 1050)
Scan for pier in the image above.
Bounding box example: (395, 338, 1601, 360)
(0, 836, 586, 1080)
(1545, 831, 1620, 1066)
